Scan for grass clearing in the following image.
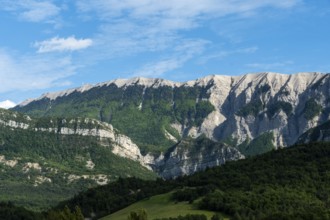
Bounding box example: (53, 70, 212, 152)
(101, 192, 228, 220)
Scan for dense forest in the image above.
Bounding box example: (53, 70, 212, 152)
(58, 142, 330, 219)
(1, 141, 330, 219)
(0, 120, 155, 209)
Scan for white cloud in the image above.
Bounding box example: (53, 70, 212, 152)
(34, 36, 93, 53)
(0, 49, 76, 93)
(199, 47, 259, 64)
(75, 0, 300, 67)
(247, 61, 294, 69)
(133, 59, 183, 78)
(133, 40, 207, 77)
(0, 0, 60, 22)
(77, 0, 300, 20)
(0, 100, 16, 109)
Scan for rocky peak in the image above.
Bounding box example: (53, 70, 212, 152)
(13, 72, 330, 157)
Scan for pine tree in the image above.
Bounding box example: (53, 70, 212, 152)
(74, 206, 84, 220)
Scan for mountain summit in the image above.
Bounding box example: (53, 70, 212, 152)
(13, 72, 330, 174)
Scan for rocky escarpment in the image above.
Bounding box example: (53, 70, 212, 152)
(33, 118, 244, 178)
(0, 108, 158, 209)
(208, 72, 330, 148)
(0, 109, 149, 169)
(297, 120, 330, 144)
(153, 137, 244, 179)
(11, 72, 330, 177)
(1, 108, 243, 179)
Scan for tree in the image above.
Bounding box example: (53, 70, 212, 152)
(211, 214, 224, 220)
(74, 206, 84, 220)
(127, 209, 148, 220)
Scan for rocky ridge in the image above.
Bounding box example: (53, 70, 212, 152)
(0, 108, 158, 208)
(0, 109, 150, 169)
(12, 72, 330, 177)
(1, 108, 242, 178)
(297, 120, 330, 143)
(153, 137, 245, 179)
(17, 72, 330, 147)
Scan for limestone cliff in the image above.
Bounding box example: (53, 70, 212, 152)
(16, 72, 330, 150)
(11, 72, 330, 177)
(297, 120, 330, 143)
(0, 108, 243, 178)
(152, 137, 244, 179)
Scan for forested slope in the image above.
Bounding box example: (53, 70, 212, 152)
(60, 141, 330, 219)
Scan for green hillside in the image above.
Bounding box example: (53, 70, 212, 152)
(13, 85, 214, 154)
(60, 142, 330, 220)
(2, 141, 330, 219)
(0, 109, 156, 210)
(102, 192, 225, 220)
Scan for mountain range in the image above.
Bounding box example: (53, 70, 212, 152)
(1, 72, 330, 209)
(14, 72, 330, 151)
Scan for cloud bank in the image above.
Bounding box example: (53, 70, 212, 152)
(0, 100, 16, 109)
(0, 49, 75, 93)
(0, 0, 302, 99)
(35, 36, 93, 53)
(76, 0, 300, 76)
(0, 0, 60, 22)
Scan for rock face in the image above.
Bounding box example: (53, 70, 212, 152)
(153, 137, 244, 179)
(12, 72, 330, 177)
(0, 109, 150, 169)
(0, 108, 159, 209)
(208, 72, 330, 148)
(0, 108, 244, 178)
(297, 120, 330, 143)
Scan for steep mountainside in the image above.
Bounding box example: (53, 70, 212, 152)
(0, 108, 242, 208)
(0, 108, 156, 209)
(297, 120, 330, 143)
(3, 141, 330, 219)
(62, 142, 330, 220)
(14, 72, 330, 156)
(154, 136, 244, 179)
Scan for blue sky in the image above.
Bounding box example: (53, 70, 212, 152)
(0, 0, 329, 107)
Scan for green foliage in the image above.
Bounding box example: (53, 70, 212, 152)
(0, 121, 156, 210)
(297, 120, 330, 143)
(191, 142, 330, 219)
(211, 214, 224, 220)
(171, 186, 215, 203)
(303, 98, 322, 120)
(60, 178, 174, 219)
(199, 187, 328, 219)
(267, 101, 293, 118)
(222, 136, 238, 147)
(45, 205, 84, 220)
(72, 142, 330, 220)
(127, 209, 148, 220)
(0, 202, 85, 220)
(257, 84, 271, 94)
(0, 202, 43, 220)
(154, 214, 207, 220)
(158, 136, 232, 179)
(102, 192, 219, 220)
(14, 85, 215, 153)
(195, 101, 215, 125)
(0, 108, 31, 124)
(236, 100, 263, 117)
(238, 132, 275, 156)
